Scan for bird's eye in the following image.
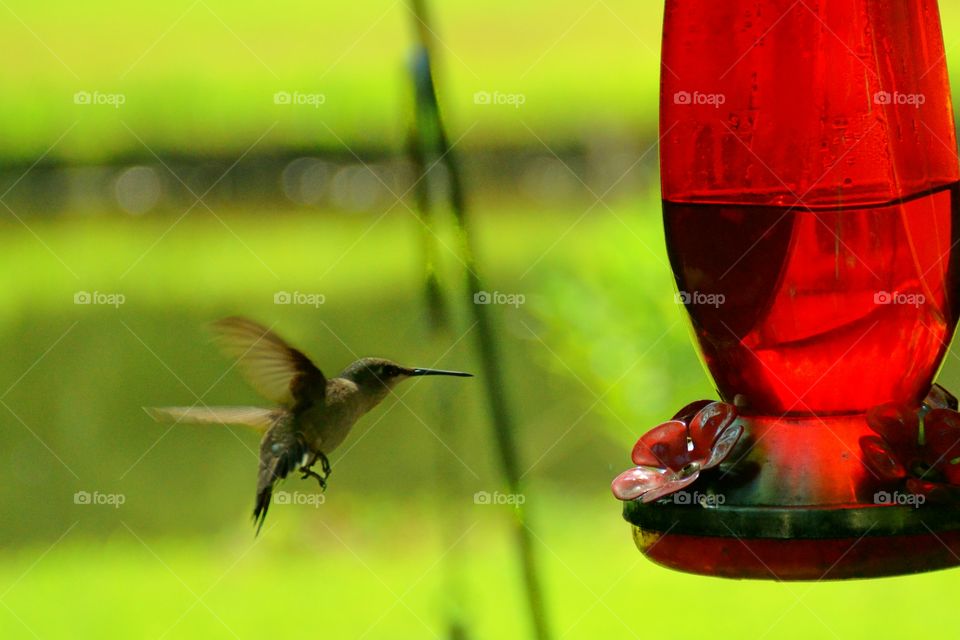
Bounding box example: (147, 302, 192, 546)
(371, 364, 398, 380)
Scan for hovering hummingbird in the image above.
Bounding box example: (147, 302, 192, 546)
(147, 316, 472, 532)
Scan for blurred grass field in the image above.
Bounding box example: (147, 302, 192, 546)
(7, 496, 960, 639)
(5, 1, 960, 163)
(0, 0, 664, 163)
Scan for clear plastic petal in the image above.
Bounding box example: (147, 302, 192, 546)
(611, 466, 668, 501)
(690, 401, 737, 454)
(703, 423, 743, 470)
(640, 472, 700, 503)
(925, 384, 958, 411)
(671, 399, 713, 425)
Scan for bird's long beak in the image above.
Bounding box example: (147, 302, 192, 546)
(408, 367, 473, 377)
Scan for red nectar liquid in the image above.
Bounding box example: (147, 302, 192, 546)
(665, 183, 960, 414)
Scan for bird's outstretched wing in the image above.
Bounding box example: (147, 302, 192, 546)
(144, 406, 278, 432)
(253, 413, 307, 533)
(212, 317, 326, 408)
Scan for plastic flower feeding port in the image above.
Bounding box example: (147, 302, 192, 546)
(614, 0, 960, 579)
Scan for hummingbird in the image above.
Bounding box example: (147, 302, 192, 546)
(147, 316, 472, 532)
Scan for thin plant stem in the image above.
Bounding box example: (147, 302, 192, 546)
(406, 2, 553, 639)
(406, 56, 472, 640)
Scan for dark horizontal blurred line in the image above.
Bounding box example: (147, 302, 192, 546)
(0, 143, 659, 216)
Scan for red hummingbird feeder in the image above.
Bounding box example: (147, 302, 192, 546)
(614, 0, 960, 579)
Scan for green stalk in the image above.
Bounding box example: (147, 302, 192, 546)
(406, 55, 472, 640)
(406, 2, 553, 639)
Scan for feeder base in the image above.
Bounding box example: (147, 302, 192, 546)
(621, 413, 960, 579)
(625, 503, 960, 580)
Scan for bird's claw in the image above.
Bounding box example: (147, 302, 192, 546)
(300, 467, 327, 491)
(319, 452, 332, 476)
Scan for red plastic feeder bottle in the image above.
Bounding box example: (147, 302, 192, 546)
(619, 0, 960, 579)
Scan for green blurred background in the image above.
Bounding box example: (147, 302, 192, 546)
(3, 1, 960, 638)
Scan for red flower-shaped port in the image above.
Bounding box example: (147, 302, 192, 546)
(611, 400, 742, 503)
(861, 384, 960, 502)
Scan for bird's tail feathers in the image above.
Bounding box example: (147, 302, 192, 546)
(252, 430, 308, 535)
(144, 406, 278, 432)
(253, 485, 273, 534)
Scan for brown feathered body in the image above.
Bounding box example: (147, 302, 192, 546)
(251, 375, 394, 531)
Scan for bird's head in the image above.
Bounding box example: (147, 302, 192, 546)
(340, 357, 472, 393)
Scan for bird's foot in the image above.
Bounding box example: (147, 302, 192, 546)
(300, 467, 327, 491)
(319, 452, 332, 477)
